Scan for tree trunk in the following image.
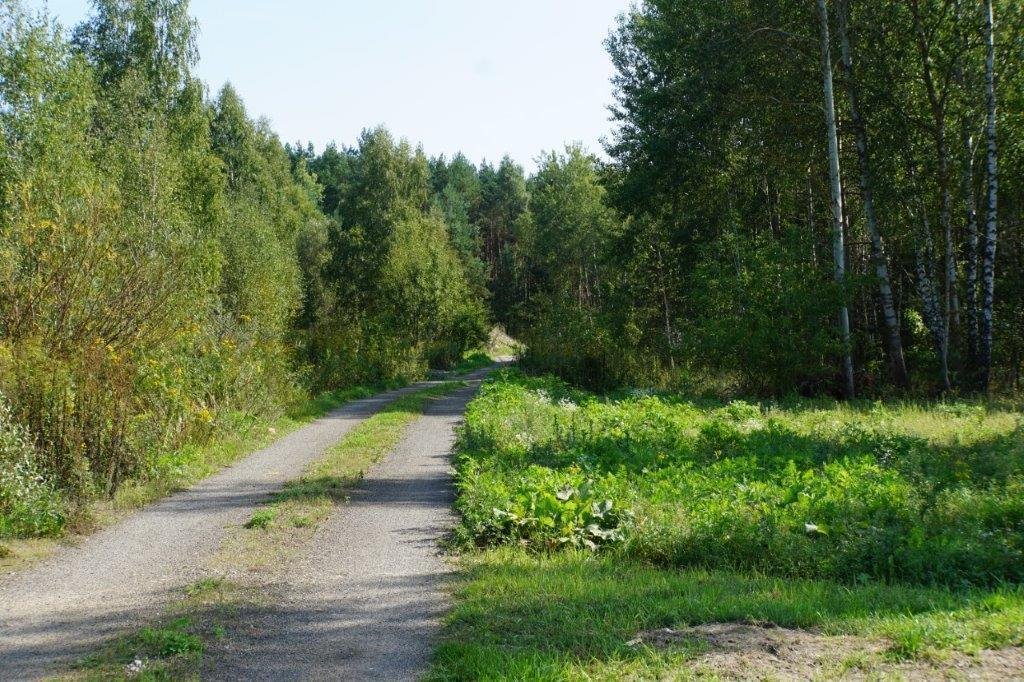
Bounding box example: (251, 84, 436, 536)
(909, 0, 960, 340)
(962, 122, 981, 366)
(817, 0, 855, 399)
(914, 202, 952, 391)
(979, 0, 999, 392)
(837, 0, 908, 388)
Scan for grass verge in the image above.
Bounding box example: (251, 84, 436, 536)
(63, 381, 464, 680)
(429, 550, 1024, 680)
(429, 369, 1024, 680)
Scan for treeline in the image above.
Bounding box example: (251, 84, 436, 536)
(0, 1, 484, 535)
(495, 0, 1024, 397)
(4, 0, 1023, 536)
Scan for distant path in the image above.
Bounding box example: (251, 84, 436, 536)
(0, 378, 465, 680)
(204, 379, 483, 680)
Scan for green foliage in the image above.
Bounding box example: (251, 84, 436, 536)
(0, 2, 388, 537)
(0, 395, 66, 538)
(137, 618, 204, 657)
(243, 508, 275, 530)
(454, 370, 1024, 586)
(481, 470, 629, 551)
(307, 128, 488, 385)
(449, 351, 494, 376)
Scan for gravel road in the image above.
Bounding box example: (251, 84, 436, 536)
(0, 378, 464, 680)
(203, 379, 482, 681)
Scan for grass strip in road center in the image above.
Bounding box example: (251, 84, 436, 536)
(62, 381, 465, 681)
(221, 380, 465, 574)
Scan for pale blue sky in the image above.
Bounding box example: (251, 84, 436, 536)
(36, 1, 630, 169)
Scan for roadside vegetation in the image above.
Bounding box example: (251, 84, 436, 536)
(428, 3, 1024, 675)
(0, 382, 392, 570)
(431, 370, 1024, 678)
(0, 1, 486, 546)
(3, 0, 1024, 678)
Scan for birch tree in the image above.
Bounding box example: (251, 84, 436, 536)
(908, 0, 960, 348)
(818, 0, 855, 398)
(979, 0, 999, 392)
(837, 0, 908, 388)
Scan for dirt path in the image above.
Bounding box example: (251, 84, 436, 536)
(0, 379, 460, 680)
(203, 380, 480, 680)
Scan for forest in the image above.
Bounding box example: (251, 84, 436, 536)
(1, 0, 1023, 679)
(1, 0, 1022, 537)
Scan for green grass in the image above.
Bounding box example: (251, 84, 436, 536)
(430, 369, 1024, 679)
(64, 578, 240, 680)
(453, 370, 1024, 586)
(449, 350, 496, 375)
(429, 551, 1024, 680)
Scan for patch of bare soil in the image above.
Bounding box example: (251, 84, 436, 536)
(630, 622, 1024, 681)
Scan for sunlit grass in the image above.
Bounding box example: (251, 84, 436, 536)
(432, 370, 1024, 679)
(429, 550, 1024, 680)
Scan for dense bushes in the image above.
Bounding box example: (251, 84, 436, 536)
(454, 370, 1024, 587)
(299, 129, 487, 387)
(0, 2, 487, 538)
(0, 396, 65, 538)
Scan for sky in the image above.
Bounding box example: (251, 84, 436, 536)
(36, 0, 631, 170)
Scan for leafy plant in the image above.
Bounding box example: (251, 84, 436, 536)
(0, 395, 66, 538)
(489, 476, 630, 551)
(452, 370, 1024, 586)
(244, 508, 275, 530)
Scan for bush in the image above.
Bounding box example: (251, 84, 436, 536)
(0, 395, 66, 538)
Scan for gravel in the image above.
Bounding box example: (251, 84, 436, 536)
(0, 379, 456, 681)
(203, 379, 483, 681)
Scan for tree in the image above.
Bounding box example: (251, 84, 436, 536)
(837, 0, 909, 388)
(818, 0, 855, 398)
(979, 0, 999, 392)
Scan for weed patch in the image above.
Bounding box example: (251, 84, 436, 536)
(453, 370, 1024, 587)
(67, 578, 243, 680)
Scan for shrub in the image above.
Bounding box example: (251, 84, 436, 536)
(0, 395, 66, 538)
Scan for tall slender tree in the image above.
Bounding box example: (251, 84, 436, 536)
(837, 0, 908, 388)
(979, 0, 999, 392)
(818, 0, 855, 398)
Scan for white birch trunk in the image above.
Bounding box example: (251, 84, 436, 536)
(817, 0, 855, 399)
(910, 0, 960, 342)
(962, 123, 981, 364)
(837, 0, 908, 388)
(980, 0, 999, 392)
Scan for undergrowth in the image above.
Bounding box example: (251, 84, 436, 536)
(453, 369, 1024, 587)
(0, 381, 400, 551)
(432, 370, 1024, 679)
